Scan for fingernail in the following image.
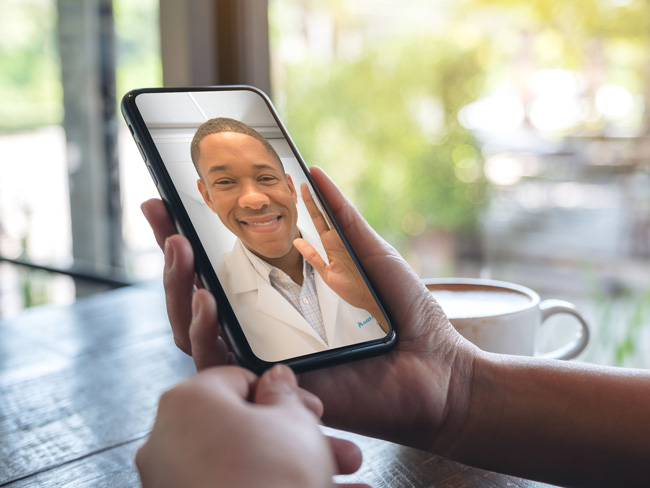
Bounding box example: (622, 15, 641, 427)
(267, 364, 295, 384)
(164, 239, 174, 272)
(191, 292, 201, 320)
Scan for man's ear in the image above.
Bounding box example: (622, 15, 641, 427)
(197, 178, 217, 213)
(285, 173, 298, 204)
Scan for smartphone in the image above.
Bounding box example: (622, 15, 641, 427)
(121, 86, 396, 373)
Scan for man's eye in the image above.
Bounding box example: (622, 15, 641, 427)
(259, 175, 277, 183)
(214, 179, 235, 187)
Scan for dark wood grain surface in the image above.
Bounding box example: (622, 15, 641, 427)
(0, 283, 560, 487)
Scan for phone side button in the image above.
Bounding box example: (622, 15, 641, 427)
(136, 142, 147, 162)
(146, 164, 158, 187)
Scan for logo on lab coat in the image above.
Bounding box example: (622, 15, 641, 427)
(357, 316, 373, 328)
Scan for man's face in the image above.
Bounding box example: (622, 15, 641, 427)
(196, 131, 299, 260)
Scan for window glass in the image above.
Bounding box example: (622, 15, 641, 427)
(269, 0, 650, 367)
(0, 0, 161, 317)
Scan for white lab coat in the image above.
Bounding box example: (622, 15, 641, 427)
(217, 232, 386, 362)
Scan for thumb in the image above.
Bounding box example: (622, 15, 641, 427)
(255, 365, 324, 419)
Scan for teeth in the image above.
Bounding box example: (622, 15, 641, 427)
(244, 217, 279, 226)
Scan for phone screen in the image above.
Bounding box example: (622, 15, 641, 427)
(124, 87, 394, 370)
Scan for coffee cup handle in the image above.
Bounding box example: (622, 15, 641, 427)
(538, 299, 590, 360)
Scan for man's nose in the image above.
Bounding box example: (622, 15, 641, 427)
(238, 182, 270, 209)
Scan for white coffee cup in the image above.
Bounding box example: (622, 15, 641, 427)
(424, 278, 590, 360)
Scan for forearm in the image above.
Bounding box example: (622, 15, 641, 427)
(445, 353, 650, 487)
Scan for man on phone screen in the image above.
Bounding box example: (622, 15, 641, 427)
(191, 118, 386, 361)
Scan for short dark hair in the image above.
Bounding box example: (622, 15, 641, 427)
(190, 117, 284, 174)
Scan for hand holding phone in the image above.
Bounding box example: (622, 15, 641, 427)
(140, 166, 467, 451)
(142, 172, 650, 488)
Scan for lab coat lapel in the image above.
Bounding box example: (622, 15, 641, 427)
(228, 240, 261, 295)
(228, 237, 329, 346)
(254, 274, 328, 345)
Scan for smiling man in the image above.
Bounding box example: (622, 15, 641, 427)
(191, 118, 386, 361)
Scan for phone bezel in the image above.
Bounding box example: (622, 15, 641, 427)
(121, 85, 396, 373)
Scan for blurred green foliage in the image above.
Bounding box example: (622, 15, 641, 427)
(0, 0, 161, 132)
(3, 0, 649, 245)
(583, 271, 650, 369)
(0, 0, 61, 130)
(272, 0, 650, 246)
(476, 0, 650, 39)
(114, 0, 162, 96)
(280, 35, 488, 244)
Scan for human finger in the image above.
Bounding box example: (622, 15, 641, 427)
(293, 238, 328, 277)
(143, 198, 201, 287)
(141, 198, 177, 249)
(308, 168, 381, 253)
(255, 365, 324, 418)
(327, 436, 364, 475)
(136, 366, 259, 487)
(189, 289, 233, 370)
(142, 198, 197, 356)
(300, 182, 331, 235)
(188, 365, 259, 401)
(162, 235, 196, 356)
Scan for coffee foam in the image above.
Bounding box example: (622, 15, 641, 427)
(429, 288, 532, 319)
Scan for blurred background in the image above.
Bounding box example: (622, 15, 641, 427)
(1, 0, 648, 367)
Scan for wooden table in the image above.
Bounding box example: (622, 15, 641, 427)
(0, 283, 559, 487)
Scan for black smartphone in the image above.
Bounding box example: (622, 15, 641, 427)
(121, 86, 396, 373)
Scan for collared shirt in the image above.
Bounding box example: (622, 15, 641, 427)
(243, 247, 328, 345)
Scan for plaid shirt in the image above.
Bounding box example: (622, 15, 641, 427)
(243, 248, 328, 345)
